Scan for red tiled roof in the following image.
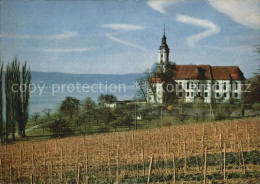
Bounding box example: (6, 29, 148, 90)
(173, 65, 212, 80)
(149, 65, 245, 82)
(211, 66, 245, 80)
(148, 74, 162, 83)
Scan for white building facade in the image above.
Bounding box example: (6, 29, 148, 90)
(147, 31, 246, 104)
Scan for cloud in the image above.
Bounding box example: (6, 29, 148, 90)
(102, 24, 146, 51)
(176, 14, 220, 47)
(206, 45, 252, 53)
(105, 33, 146, 51)
(0, 31, 77, 39)
(147, 0, 179, 15)
(101, 24, 145, 31)
(33, 48, 93, 53)
(208, 0, 260, 30)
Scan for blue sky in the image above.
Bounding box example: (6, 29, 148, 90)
(1, 0, 259, 78)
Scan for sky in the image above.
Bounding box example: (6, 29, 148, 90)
(0, 0, 259, 78)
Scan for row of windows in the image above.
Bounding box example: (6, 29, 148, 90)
(179, 92, 239, 98)
(178, 82, 239, 91)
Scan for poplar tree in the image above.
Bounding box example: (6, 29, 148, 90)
(21, 62, 31, 137)
(5, 64, 12, 142)
(5, 58, 31, 141)
(0, 62, 3, 142)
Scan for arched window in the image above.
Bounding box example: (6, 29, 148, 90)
(179, 82, 182, 90)
(215, 82, 219, 90)
(223, 82, 226, 90)
(235, 82, 238, 90)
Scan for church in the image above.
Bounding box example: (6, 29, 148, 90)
(147, 28, 246, 104)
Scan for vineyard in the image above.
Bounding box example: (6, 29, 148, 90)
(0, 117, 260, 183)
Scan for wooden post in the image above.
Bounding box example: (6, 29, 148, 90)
(77, 144, 79, 168)
(142, 141, 145, 176)
(203, 124, 205, 137)
(50, 161, 53, 184)
(165, 142, 168, 173)
(31, 173, 34, 184)
(240, 141, 246, 174)
(183, 142, 187, 172)
(55, 139, 57, 154)
(147, 156, 153, 184)
(219, 134, 222, 150)
(0, 159, 2, 182)
(9, 166, 12, 184)
(77, 166, 80, 184)
(44, 144, 46, 171)
(193, 126, 196, 145)
(173, 153, 176, 184)
(247, 133, 250, 151)
(60, 150, 63, 180)
(202, 135, 205, 171)
(224, 143, 226, 181)
(86, 153, 88, 184)
(203, 147, 207, 184)
(32, 145, 35, 169)
(20, 148, 22, 165)
(116, 149, 119, 184)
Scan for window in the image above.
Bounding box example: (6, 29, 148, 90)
(235, 82, 238, 90)
(179, 92, 183, 97)
(187, 82, 190, 90)
(204, 83, 208, 90)
(224, 93, 227, 98)
(216, 93, 219, 97)
(204, 92, 208, 97)
(223, 82, 226, 90)
(186, 92, 190, 97)
(161, 54, 163, 58)
(198, 92, 201, 97)
(179, 82, 182, 90)
(215, 82, 219, 90)
(198, 82, 201, 89)
(191, 92, 194, 97)
(234, 93, 238, 98)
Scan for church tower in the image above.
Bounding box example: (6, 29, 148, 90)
(157, 25, 170, 72)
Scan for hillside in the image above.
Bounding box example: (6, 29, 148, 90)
(1, 117, 260, 183)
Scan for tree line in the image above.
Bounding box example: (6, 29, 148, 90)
(0, 58, 31, 143)
(47, 94, 147, 137)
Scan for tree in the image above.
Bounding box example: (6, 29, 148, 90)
(82, 97, 95, 122)
(49, 117, 74, 138)
(98, 94, 117, 106)
(43, 108, 52, 118)
(20, 62, 31, 137)
(111, 118, 124, 131)
(99, 107, 115, 126)
(134, 75, 147, 102)
(4, 58, 31, 141)
(245, 45, 260, 103)
(157, 62, 177, 103)
(31, 112, 41, 123)
(5, 59, 21, 141)
(124, 114, 134, 130)
(144, 69, 158, 103)
(0, 62, 3, 142)
(60, 97, 80, 119)
(5, 64, 11, 142)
